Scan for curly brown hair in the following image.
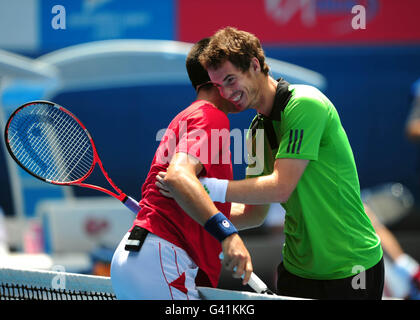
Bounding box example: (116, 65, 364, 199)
(199, 27, 269, 76)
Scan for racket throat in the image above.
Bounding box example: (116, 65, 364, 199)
(122, 195, 141, 214)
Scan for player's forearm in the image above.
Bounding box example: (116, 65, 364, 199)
(226, 174, 290, 204)
(230, 203, 270, 230)
(202, 159, 307, 205)
(164, 165, 219, 225)
(200, 174, 291, 204)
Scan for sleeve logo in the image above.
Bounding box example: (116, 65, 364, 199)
(286, 129, 304, 154)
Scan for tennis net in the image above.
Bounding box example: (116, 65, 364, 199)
(0, 267, 305, 300)
(0, 267, 116, 300)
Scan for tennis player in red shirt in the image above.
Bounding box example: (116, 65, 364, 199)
(110, 38, 253, 300)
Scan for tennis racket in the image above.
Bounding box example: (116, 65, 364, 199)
(4, 100, 141, 214)
(219, 253, 275, 295)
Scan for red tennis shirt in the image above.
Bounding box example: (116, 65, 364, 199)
(132, 100, 233, 288)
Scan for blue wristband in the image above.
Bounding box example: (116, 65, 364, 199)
(204, 212, 238, 242)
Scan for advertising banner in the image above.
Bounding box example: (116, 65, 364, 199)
(178, 0, 420, 44)
(41, 0, 175, 50)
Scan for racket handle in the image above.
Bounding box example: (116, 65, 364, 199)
(219, 253, 274, 294)
(247, 272, 272, 294)
(122, 196, 141, 214)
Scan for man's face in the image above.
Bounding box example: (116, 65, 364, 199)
(207, 59, 260, 112)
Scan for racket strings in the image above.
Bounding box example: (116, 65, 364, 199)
(52, 129, 92, 181)
(7, 103, 94, 183)
(10, 107, 74, 175)
(10, 107, 65, 178)
(26, 108, 76, 169)
(38, 107, 94, 181)
(14, 108, 80, 177)
(13, 106, 93, 181)
(37, 109, 89, 178)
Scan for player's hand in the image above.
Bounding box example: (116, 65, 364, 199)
(221, 233, 253, 285)
(155, 171, 173, 198)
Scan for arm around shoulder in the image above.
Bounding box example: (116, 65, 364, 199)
(163, 152, 219, 224)
(225, 158, 309, 204)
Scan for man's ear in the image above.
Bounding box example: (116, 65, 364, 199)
(251, 57, 261, 73)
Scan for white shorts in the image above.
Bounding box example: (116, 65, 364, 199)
(110, 232, 201, 300)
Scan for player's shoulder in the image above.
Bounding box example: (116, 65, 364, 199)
(186, 99, 222, 114)
(175, 100, 213, 119)
(286, 85, 331, 112)
(183, 100, 229, 127)
(289, 84, 325, 102)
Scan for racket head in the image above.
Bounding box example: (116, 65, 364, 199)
(361, 182, 414, 226)
(4, 100, 96, 185)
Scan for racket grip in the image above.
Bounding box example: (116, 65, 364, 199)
(219, 253, 272, 294)
(123, 196, 141, 214)
(248, 272, 270, 294)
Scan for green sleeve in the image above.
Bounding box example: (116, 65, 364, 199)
(276, 95, 329, 161)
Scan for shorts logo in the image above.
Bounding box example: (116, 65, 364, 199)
(286, 129, 304, 154)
